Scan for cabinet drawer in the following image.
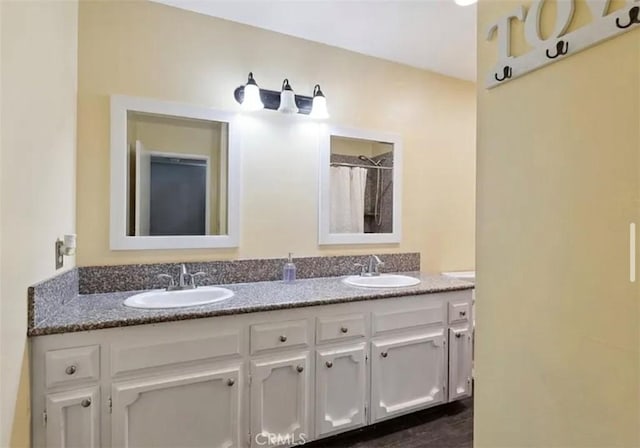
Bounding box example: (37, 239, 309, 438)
(316, 314, 366, 344)
(251, 320, 309, 354)
(373, 303, 444, 335)
(448, 301, 471, 324)
(111, 332, 241, 376)
(45, 345, 100, 389)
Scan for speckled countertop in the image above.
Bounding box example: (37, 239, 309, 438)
(28, 272, 474, 337)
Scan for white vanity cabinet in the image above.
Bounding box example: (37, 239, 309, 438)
(370, 331, 447, 422)
(249, 353, 311, 448)
(111, 364, 242, 448)
(315, 344, 368, 438)
(31, 290, 473, 448)
(45, 386, 101, 448)
(447, 297, 473, 401)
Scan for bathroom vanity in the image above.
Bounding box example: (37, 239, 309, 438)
(29, 272, 473, 448)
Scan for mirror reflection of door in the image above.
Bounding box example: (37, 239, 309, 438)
(126, 112, 228, 237)
(329, 136, 394, 234)
(135, 142, 209, 236)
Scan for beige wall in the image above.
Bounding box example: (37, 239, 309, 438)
(0, 1, 78, 446)
(128, 113, 223, 234)
(475, 1, 640, 447)
(77, 0, 476, 271)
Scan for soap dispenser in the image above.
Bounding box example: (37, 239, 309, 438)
(283, 253, 297, 283)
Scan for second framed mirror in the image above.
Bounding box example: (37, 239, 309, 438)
(319, 126, 402, 245)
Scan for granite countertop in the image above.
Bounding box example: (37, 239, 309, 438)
(28, 272, 474, 337)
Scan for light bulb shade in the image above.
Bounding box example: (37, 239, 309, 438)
(278, 79, 299, 114)
(241, 72, 264, 111)
(309, 84, 329, 119)
(454, 0, 477, 5)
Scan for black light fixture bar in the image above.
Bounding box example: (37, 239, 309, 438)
(233, 86, 313, 115)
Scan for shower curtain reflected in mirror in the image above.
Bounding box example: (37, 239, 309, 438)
(330, 166, 367, 233)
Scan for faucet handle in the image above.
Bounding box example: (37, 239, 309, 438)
(354, 263, 367, 276)
(188, 272, 206, 287)
(157, 274, 175, 288)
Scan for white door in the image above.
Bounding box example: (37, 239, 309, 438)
(135, 140, 151, 236)
(250, 352, 311, 447)
(111, 365, 242, 448)
(315, 344, 367, 438)
(370, 330, 446, 423)
(449, 326, 473, 401)
(45, 386, 100, 448)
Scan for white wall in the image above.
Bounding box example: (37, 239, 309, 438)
(0, 1, 78, 445)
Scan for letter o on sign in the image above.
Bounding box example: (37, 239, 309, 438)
(524, 0, 575, 46)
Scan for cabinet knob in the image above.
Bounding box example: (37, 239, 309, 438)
(227, 378, 235, 387)
(381, 352, 388, 358)
(65, 365, 77, 375)
(325, 361, 333, 368)
(296, 365, 304, 373)
(460, 311, 467, 317)
(455, 333, 462, 338)
(279, 335, 287, 343)
(80, 399, 91, 408)
(340, 327, 348, 334)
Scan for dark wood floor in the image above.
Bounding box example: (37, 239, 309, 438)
(306, 398, 473, 448)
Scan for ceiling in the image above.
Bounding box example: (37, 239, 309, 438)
(153, 0, 477, 81)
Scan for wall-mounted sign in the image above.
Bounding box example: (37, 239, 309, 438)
(486, 0, 640, 88)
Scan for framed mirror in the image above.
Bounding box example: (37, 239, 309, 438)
(110, 95, 240, 250)
(319, 126, 402, 245)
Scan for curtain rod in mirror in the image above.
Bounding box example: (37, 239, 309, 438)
(330, 162, 393, 170)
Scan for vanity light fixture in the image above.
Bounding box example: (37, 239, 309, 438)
(240, 72, 264, 111)
(309, 84, 330, 120)
(277, 79, 299, 114)
(233, 73, 328, 118)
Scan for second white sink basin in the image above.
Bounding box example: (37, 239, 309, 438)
(124, 286, 234, 309)
(343, 274, 421, 289)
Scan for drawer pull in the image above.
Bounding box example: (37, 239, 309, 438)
(325, 361, 333, 368)
(65, 365, 77, 375)
(279, 335, 287, 343)
(227, 378, 235, 387)
(80, 399, 91, 408)
(381, 352, 388, 358)
(460, 311, 467, 317)
(455, 333, 462, 338)
(296, 365, 304, 373)
(340, 327, 349, 334)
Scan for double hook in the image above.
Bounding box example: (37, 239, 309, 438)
(616, 6, 640, 29)
(546, 40, 569, 59)
(494, 66, 513, 82)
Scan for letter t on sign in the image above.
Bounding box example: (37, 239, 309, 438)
(486, 6, 526, 61)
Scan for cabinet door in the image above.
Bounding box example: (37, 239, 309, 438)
(449, 326, 473, 401)
(111, 365, 241, 448)
(371, 331, 446, 422)
(250, 352, 310, 447)
(315, 344, 367, 438)
(45, 386, 100, 448)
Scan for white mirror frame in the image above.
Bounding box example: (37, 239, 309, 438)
(318, 125, 402, 245)
(110, 95, 241, 250)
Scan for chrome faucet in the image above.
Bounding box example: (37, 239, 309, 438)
(157, 263, 206, 291)
(354, 255, 385, 277)
(179, 263, 188, 288)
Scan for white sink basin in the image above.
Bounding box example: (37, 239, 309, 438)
(124, 286, 234, 309)
(343, 274, 421, 289)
